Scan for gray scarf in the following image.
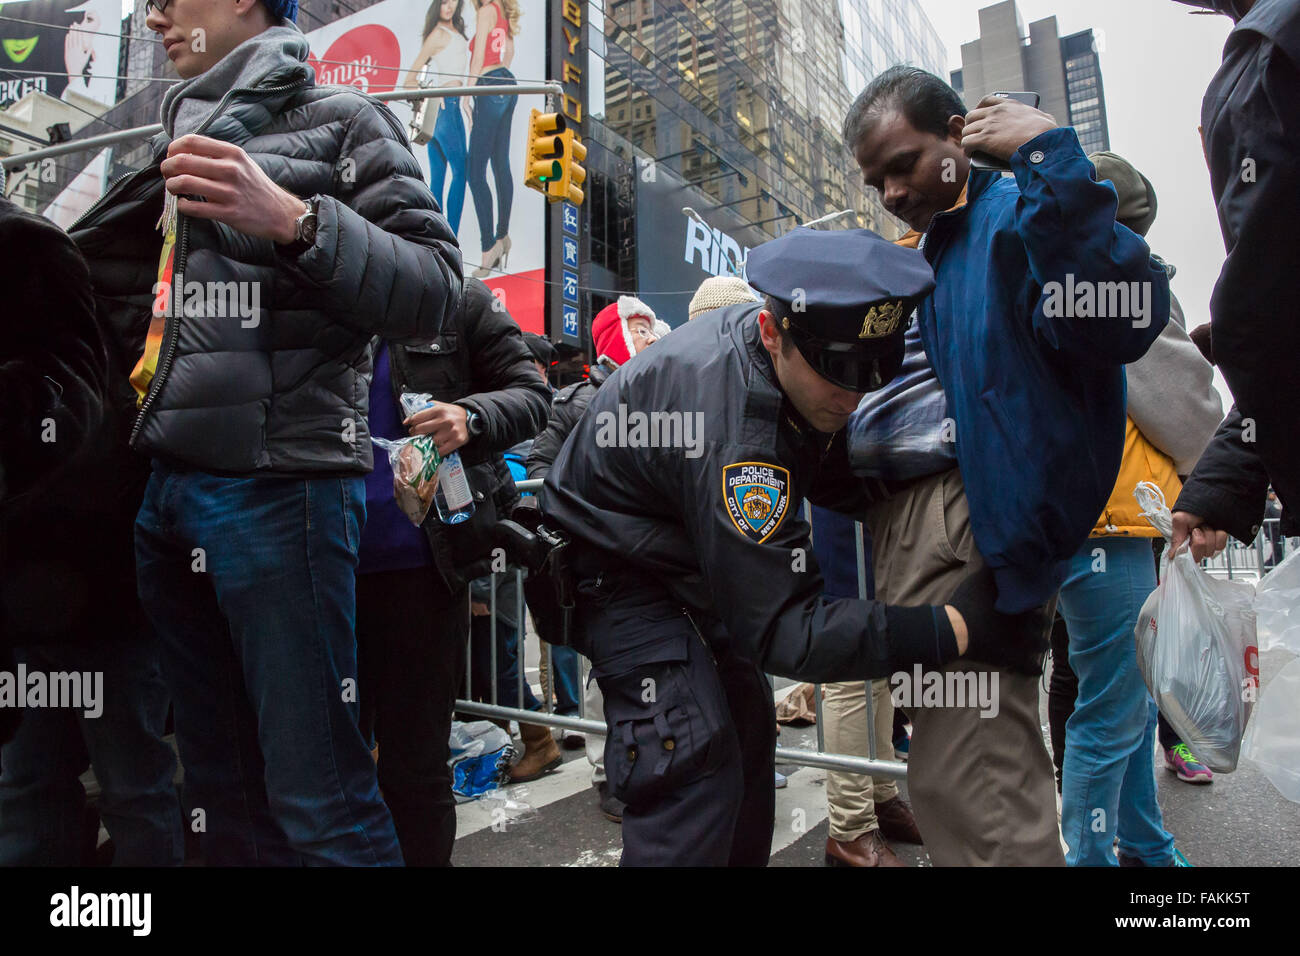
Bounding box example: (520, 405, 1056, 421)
(160, 20, 313, 142)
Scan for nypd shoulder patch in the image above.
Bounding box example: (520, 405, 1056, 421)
(722, 461, 791, 543)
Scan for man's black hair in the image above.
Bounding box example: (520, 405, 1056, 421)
(522, 331, 556, 367)
(842, 65, 967, 150)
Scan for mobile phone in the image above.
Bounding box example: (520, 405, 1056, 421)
(969, 91, 1042, 171)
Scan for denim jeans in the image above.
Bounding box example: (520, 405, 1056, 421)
(469, 616, 541, 711)
(549, 644, 582, 716)
(467, 67, 516, 253)
(134, 463, 402, 866)
(467, 572, 539, 711)
(1056, 537, 1174, 866)
(0, 634, 183, 865)
(427, 96, 467, 234)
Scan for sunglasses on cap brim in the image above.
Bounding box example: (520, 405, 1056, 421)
(787, 333, 904, 393)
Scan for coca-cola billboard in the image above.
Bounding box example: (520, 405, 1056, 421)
(308, 24, 402, 94)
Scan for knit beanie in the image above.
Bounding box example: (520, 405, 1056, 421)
(591, 295, 660, 366)
(688, 275, 761, 320)
(1090, 151, 1158, 237)
(263, 0, 299, 23)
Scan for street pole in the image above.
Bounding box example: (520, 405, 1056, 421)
(1, 82, 563, 172)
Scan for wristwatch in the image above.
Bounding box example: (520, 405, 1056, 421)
(284, 196, 319, 257)
(465, 409, 483, 438)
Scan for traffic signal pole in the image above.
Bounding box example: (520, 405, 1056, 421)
(523, 109, 587, 207)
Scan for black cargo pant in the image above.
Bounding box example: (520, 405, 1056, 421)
(356, 567, 467, 866)
(574, 567, 775, 866)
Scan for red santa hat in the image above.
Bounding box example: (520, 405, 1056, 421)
(591, 295, 666, 366)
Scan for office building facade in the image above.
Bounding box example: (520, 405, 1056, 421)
(586, 0, 948, 334)
(950, 0, 1109, 156)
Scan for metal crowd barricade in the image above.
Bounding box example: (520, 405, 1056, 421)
(452, 480, 910, 782)
(452, 491, 1298, 784)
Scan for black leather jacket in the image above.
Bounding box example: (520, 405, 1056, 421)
(384, 278, 550, 592)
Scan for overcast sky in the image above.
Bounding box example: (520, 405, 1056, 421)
(915, 0, 1236, 405)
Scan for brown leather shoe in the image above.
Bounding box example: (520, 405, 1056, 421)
(509, 721, 563, 782)
(874, 795, 924, 845)
(824, 830, 905, 867)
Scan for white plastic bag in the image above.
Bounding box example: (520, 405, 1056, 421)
(449, 719, 515, 801)
(1254, 549, 1300, 655)
(1133, 482, 1258, 772)
(1242, 549, 1300, 802)
(1241, 656, 1300, 802)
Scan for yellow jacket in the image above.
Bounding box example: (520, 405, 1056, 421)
(1092, 418, 1182, 537)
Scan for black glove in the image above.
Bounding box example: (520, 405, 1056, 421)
(948, 565, 1051, 675)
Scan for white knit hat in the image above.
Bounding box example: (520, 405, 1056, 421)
(688, 275, 760, 320)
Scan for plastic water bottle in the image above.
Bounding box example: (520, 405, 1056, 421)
(400, 391, 476, 525)
(433, 449, 475, 525)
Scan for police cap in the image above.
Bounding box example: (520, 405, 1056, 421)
(745, 227, 935, 391)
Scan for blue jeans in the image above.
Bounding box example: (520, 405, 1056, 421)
(427, 96, 467, 234)
(134, 464, 402, 866)
(1056, 537, 1174, 866)
(469, 616, 541, 711)
(468, 67, 516, 253)
(550, 645, 582, 716)
(468, 572, 539, 711)
(0, 634, 183, 866)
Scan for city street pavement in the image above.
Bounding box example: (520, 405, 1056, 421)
(451, 642, 1300, 867)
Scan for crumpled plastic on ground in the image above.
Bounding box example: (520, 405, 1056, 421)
(449, 719, 515, 801)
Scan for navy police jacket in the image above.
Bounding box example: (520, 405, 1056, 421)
(916, 127, 1169, 613)
(540, 304, 932, 683)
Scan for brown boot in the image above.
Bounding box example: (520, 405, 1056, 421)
(509, 720, 563, 782)
(874, 795, 924, 845)
(824, 830, 905, 867)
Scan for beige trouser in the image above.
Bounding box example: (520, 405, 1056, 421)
(823, 678, 898, 840)
(857, 468, 1063, 866)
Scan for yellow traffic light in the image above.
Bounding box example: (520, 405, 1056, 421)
(548, 129, 587, 207)
(525, 109, 565, 196)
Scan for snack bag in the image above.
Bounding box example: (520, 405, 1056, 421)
(373, 432, 441, 526)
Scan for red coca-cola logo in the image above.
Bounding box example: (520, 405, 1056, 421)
(309, 24, 402, 94)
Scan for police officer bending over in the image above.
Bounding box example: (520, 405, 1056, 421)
(540, 228, 1047, 866)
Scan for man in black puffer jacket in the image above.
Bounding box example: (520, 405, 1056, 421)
(69, 0, 461, 866)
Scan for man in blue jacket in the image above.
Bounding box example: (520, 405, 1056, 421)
(843, 66, 1169, 864)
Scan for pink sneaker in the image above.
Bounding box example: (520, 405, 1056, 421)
(1164, 743, 1213, 784)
